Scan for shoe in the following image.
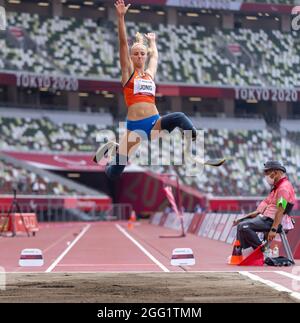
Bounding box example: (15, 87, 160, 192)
(93, 141, 118, 164)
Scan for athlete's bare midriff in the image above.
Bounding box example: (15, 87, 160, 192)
(127, 102, 159, 120)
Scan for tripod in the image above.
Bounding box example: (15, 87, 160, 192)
(0, 189, 30, 237)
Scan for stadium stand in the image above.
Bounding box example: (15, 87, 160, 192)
(245, 0, 294, 3)
(1, 111, 299, 197)
(0, 146, 107, 199)
(0, 4, 299, 199)
(0, 111, 114, 152)
(173, 128, 300, 197)
(1, 12, 299, 87)
(0, 156, 79, 195)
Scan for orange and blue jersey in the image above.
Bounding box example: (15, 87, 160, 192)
(123, 70, 156, 107)
(123, 70, 159, 140)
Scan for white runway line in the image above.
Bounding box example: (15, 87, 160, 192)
(275, 270, 300, 281)
(115, 224, 170, 272)
(45, 224, 91, 273)
(239, 271, 300, 301)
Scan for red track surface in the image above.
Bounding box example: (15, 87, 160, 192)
(0, 221, 299, 295)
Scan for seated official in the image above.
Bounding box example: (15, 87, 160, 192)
(233, 160, 295, 251)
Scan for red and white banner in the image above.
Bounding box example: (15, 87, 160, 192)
(16, 73, 78, 91)
(2, 151, 105, 171)
(0, 213, 38, 235)
(102, 0, 293, 13)
(213, 213, 230, 240)
(117, 172, 206, 215)
(209, 197, 300, 211)
(1, 71, 299, 102)
(164, 186, 180, 217)
(150, 211, 300, 259)
(187, 212, 204, 234)
(166, 0, 242, 11)
(0, 196, 112, 212)
(164, 211, 182, 230)
(235, 87, 298, 102)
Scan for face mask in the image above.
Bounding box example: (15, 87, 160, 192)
(265, 174, 275, 186)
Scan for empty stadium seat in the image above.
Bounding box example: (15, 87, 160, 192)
(1, 12, 299, 87)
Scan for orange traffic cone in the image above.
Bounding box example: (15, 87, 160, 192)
(127, 211, 136, 230)
(130, 211, 136, 223)
(228, 240, 243, 265)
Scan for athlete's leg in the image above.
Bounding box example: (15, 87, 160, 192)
(151, 113, 225, 167)
(151, 112, 197, 140)
(105, 130, 141, 180)
(150, 112, 197, 163)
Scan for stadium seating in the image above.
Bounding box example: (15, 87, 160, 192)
(173, 128, 300, 197)
(1, 13, 119, 77)
(1, 12, 299, 87)
(0, 115, 115, 152)
(245, 0, 294, 4)
(1, 114, 299, 197)
(0, 158, 80, 196)
(1, 10, 299, 197)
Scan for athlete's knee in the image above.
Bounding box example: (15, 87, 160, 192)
(172, 112, 185, 119)
(105, 165, 125, 180)
(105, 153, 128, 180)
(167, 112, 186, 122)
(160, 112, 196, 137)
(161, 112, 184, 128)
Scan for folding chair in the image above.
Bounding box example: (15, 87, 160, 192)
(262, 219, 295, 265)
(277, 202, 296, 264)
(276, 224, 295, 265)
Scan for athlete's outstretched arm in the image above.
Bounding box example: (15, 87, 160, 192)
(115, 0, 133, 85)
(145, 33, 158, 80)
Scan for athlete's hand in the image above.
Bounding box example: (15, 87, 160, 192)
(144, 33, 156, 43)
(114, 0, 131, 17)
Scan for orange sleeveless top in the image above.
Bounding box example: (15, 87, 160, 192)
(123, 70, 156, 107)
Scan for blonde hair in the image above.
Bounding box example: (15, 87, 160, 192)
(135, 32, 144, 46)
(131, 32, 147, 51)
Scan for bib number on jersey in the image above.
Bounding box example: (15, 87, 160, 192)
(133, 79, 156, 96)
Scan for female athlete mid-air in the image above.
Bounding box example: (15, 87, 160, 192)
(93, 0, 225, 179)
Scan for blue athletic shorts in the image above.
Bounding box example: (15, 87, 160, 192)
(126, 114, 160, 140)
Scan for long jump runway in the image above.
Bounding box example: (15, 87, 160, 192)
(0, 221, 299, 302)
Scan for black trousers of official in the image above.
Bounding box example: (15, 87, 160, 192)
(236, 216, 273, 249)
